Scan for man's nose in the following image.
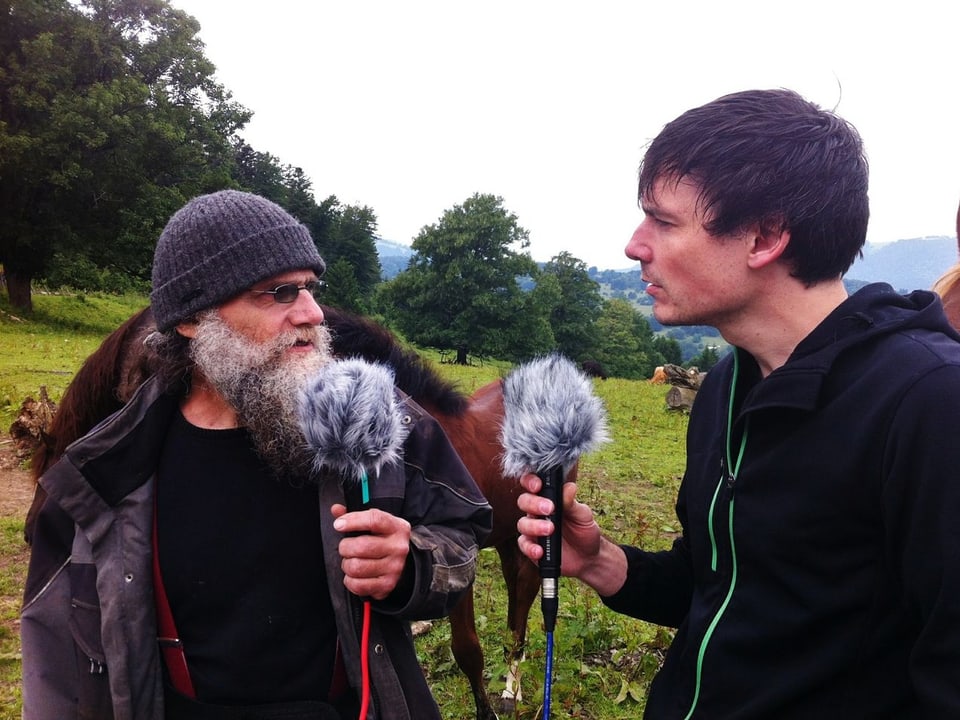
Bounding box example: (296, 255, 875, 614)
(290, 290, 325, 326)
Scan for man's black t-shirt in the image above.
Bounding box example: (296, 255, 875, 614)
(156, 411, 336, 704)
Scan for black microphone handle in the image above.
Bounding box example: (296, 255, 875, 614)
(343, 475, 368, 513)
(342, 473, 372, 538)
(537, 464, 564, 633)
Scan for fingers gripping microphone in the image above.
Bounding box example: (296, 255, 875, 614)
(298, 358, 410, 511)
(500, 353, 610, 630)
(500, 354, 609, 720)
(297, 358, 410, 720)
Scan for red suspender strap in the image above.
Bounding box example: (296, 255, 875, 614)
(152, 499, 197, 699)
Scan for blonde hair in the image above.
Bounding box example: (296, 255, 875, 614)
(933, 264, 960, 298)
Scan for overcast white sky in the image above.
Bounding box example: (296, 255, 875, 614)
(170, 0, 960, 270)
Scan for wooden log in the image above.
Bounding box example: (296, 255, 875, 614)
(665, 385, 698, 412)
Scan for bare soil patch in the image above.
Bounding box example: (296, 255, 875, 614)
(0, 440, 31, 716)
(0, 441, 34, 521)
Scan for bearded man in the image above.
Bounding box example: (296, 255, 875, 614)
(20, 190, 492, 720)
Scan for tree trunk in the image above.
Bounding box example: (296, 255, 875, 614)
(4, 269, 33, 312)
(455, 346, 468, 365)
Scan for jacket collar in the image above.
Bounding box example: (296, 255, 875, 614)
(733, 283, 953, 415)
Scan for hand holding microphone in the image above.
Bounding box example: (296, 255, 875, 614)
(298, 358, 413, 718)
(501, 354, 609, 720)
(299, 358, 412, 600)
(501, 354, 609, 630)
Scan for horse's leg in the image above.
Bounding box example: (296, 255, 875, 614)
(496, 542, 541, 715)
(449, 587, 499, 720)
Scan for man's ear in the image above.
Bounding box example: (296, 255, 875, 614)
(176, 318, 198, 339)
(746, 223, 790, 270)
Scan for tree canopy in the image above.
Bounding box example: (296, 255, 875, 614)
(318, 202, 381, 313)
(590, 298, 682, 379)
(1, 0, 248, 309)
(376, 193, 542, 364)
(540, 251, 604, 362)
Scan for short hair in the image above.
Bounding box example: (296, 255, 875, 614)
(638, 89, 869, 284)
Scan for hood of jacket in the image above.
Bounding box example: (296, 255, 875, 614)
(743, 283, 960, 414)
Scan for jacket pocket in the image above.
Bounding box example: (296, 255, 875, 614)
(68, 564, 115, 719)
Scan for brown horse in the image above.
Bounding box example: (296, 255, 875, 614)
(25, 304, 546, 720)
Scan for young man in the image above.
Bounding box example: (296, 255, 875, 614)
(21, 190, 492, 720)
(517, 89, 960, 717)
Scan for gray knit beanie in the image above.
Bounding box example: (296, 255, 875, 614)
(150, 190, 326, 332)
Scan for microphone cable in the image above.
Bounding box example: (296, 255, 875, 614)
(357, 471, 372, 720)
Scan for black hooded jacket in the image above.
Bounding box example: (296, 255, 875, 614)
(604, 284, 960, 718)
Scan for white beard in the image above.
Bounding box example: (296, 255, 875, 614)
(189, 311, 334, 480)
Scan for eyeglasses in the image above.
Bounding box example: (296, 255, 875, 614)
(249, 280, 326, 304)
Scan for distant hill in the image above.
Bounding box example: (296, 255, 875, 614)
(847, 236, 957, 292)
(375, 238, 414, 279)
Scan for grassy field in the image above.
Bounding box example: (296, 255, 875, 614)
(0, 291, 689, 719)
(0, 291, 150, 429)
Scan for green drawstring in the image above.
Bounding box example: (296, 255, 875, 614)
(685, 348, 749, 720)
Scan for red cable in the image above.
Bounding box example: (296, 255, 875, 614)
(357, 474, 373, 719)
(359, 599, 372, 719)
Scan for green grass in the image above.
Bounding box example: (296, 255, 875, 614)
(0, 291, 690, 719)
(0, 291, 149, 428)
(0, 518, 27, 720)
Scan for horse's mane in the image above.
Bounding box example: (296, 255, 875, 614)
(31, 305, 156, 480)
(322, 305, 469, 416)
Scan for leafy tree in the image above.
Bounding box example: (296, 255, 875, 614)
(0, 0, 249, 310)
(540, 251, 603, 362)
(377, 193, 541, 364)
(280, 166, 326, 231)
(231, 141, 323, 227)
(654, 334, 683, 366)
(592, 298, 679, 379)
(687, 344, 721, 372)
(324, 203, 381, 306)
(499, 267, 557, 361)
(231, 140, 288, 204)
(322, 257, 363, 314)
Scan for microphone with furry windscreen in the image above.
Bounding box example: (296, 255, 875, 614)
(297, 358, 410, 720)
(298, 358, 410, 511)
(500, 353, 609, 720)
